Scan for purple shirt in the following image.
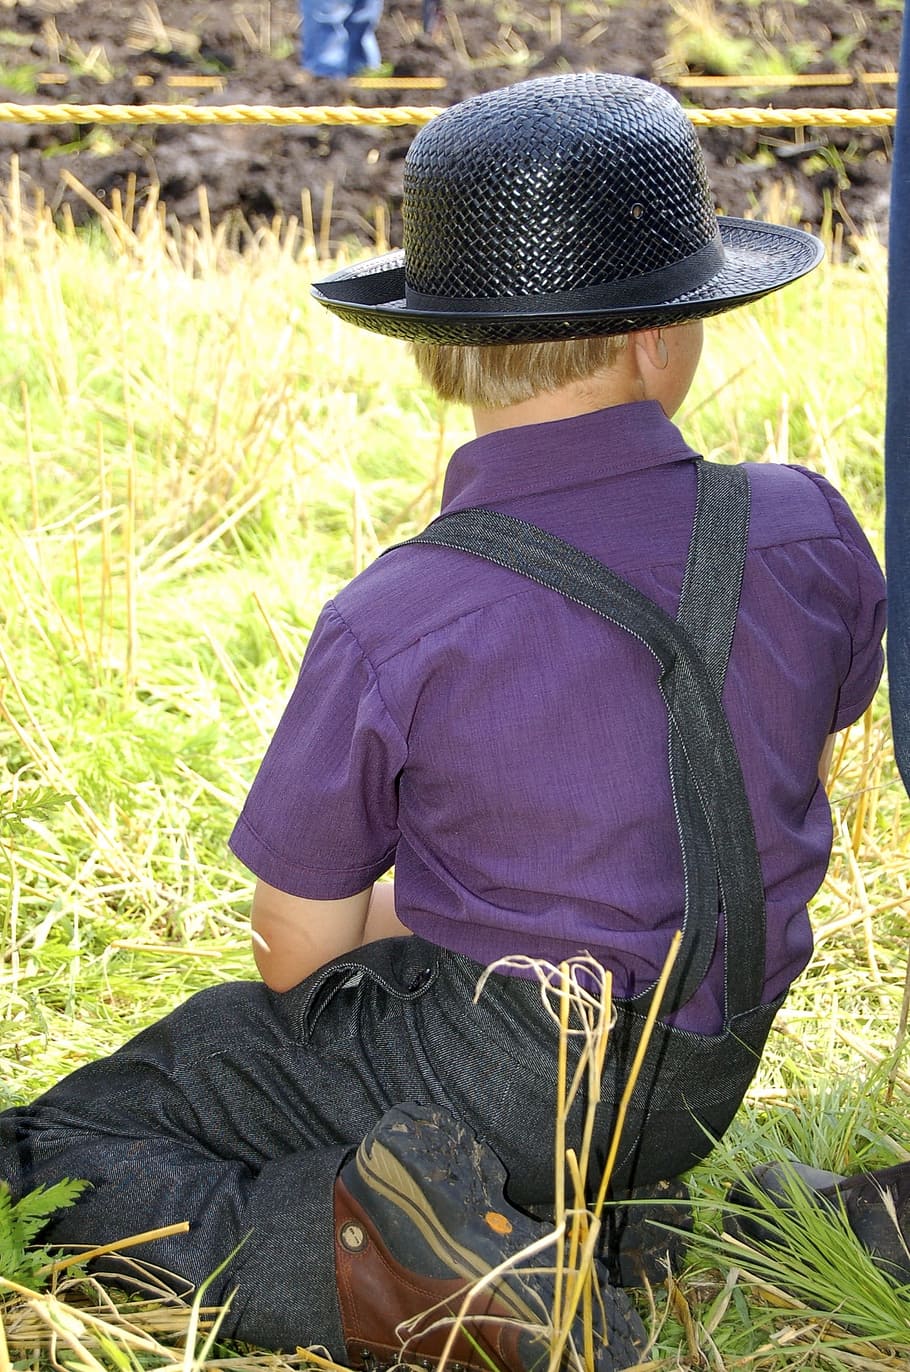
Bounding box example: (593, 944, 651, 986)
(230, 401, 886, 1032)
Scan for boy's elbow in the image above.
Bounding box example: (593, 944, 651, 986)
(248, 877, 374, 989)
(251, 931, 292, 991)
(256, 964, 301, 993)
(250, 923, 314, 992)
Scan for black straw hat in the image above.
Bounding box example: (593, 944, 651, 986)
(312, 73, 824, 345)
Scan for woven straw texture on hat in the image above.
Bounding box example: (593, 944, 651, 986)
(313, 73, 824, 344)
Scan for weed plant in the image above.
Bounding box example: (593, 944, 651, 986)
(0, 182, 907, 1369)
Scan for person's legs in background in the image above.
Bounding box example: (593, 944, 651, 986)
(729, 0, 910, 1295)
(422, 0, 443, 35)
(300, 0, 382, 76)
(343, 0, 383, 73)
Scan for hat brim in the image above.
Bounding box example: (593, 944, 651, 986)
(312, 218, 824, 345)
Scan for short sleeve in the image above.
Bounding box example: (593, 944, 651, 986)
(794, 467, 886, 730)
(229, 601, 406, 898)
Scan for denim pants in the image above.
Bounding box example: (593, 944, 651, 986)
(886, 0, 910, 793)
(0, 936, 774, 1352)
(300, 0, 383, 76)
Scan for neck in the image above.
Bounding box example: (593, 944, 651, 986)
(471, 366, 643, 438)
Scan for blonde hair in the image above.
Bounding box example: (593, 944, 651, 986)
(409, 335, 627, 409)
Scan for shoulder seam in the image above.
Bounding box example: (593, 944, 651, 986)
(785, 466, 863, 610)
(358, 545, 704, 668)
(351, 577, 543, 669)
(323, 600, 411, 754)
(743, 463, 851, 559)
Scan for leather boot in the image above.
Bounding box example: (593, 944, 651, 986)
(601, 1177, 693, 1288)
(333, 1102, 648, 1371)
(725, 1159, 910, 1284)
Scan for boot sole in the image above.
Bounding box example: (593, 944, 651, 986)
(346, 1103, 648, 1370)
(355, 1122, 547, 1328)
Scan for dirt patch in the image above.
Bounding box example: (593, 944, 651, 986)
(0, 0, 901, 248)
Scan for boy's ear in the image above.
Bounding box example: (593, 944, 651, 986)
(633, 328, 669, 372)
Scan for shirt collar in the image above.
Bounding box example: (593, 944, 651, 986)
(440, 399, 699, 514)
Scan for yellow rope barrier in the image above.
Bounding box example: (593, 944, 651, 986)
(687, 107, 895, 128)
(0, 101, 897, 129)
(0, 103, 438, 128)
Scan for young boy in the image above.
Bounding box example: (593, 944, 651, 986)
(0, 74, 886, 1371)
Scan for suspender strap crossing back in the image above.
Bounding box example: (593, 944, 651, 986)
(395, 460, 766, 1023)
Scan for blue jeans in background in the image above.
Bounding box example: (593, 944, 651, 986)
(886, 3, 910, 795)
(300, 0, 384, 76)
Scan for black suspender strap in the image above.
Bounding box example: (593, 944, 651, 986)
(393, 461, 766, 1022)
(665, 459, 759, 1017)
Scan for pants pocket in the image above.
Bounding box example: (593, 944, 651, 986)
(277, 936, 440, 1042)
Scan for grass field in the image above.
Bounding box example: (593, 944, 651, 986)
(0, 182, 908, 1369)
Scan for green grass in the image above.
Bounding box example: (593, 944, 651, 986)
(0, 62, 42, 95)
(0, 187, 908, 1370)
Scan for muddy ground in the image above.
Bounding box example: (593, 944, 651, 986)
(0, 0, 902, 248)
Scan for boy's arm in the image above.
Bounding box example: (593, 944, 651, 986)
(250, 878, 410, 991)
(251, 879, 371, 991)
(363, 881, 412, 943)
(819, 733, 836, 786)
